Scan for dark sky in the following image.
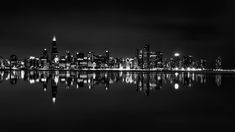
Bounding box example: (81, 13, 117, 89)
(0, 0, 235, 68)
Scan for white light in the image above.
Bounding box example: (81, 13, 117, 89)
(174, 83, 179, 90)
(52, 97, 56, 103)
(174, 53, 180, 57)
(41, 78, 47, 82)
(175, 72, 179, 76)
(43, 88, 47, 92)
(53, 35, 56, 41)
(29, 56, 35, 59)
(29, 79, 35, 84)
(54, 76, 59, 85)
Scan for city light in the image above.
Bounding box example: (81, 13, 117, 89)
(0, 35, 232, 72)
(174, 52, 180, 57)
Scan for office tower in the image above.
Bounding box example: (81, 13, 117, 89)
(156, 51, 163, 68)
(65, 50, 73, 63)
(173, 52, 181, 68)
(138, 50, 143, 69)
(87, 51, 94, 62)
(143, 44, 150, 69)
(42, 49, 49, 60)
(215, 57, 222, 69)
(40, 49, 49, 69)
(51, 35, 59, 62)
(150, 51, 157, 68)
(87, 51, 94, 68)
(183, 55, 193, 68)
(105, 50, 110, 66)
(200, 58, 207, 69)
(134, 49, 139, 68)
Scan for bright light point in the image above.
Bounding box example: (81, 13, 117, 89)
(175, 72, 179, 76)
(53, 35, 56, 41)
(174, 53, 180, 57)
(174, 83, 179, 90)
(52, 97, 56, 103)
(43, 88, 47, 92)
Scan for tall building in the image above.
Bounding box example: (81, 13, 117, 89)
(150, 51, 157, 68)
(183, 55, 193, 68)
(87, 51, 94, 68)
(156, 51, 163, 68)
(51, 35, 59, 63)
(105, 50, 109, 62)
(215, 57, 222, 69)
(143, 44, 150, 69)
(87, 51, 94, 62)
(138, 50, 143, 69)
(40, 49, 49, 69)
(200, 58, 207, 69)
(42, 49, 49, 60)
(173, 52, 181, 68)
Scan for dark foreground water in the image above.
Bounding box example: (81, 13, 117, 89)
(0, 71, 234, 131)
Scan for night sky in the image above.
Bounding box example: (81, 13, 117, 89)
(0, 0, 235, 68)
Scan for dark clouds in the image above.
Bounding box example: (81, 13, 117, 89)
(0, 0, 235, 68)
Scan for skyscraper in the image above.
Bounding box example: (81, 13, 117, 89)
(156, 51, 163, 68)
(215, 57, 222, 70)
(143, 44, 150, 69)
(51, 35, 59, 63)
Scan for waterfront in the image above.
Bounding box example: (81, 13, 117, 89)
(0, 71, 234, 131)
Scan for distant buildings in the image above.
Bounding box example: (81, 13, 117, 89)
(0, 35, 223, 71)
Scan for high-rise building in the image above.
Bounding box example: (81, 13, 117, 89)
(105, 50, 109, 63)
(215, 57, 222, 69)
(87, 51, 94, 62)
(150, 51, 157, 68)
(42, 49, 49, 60)
(173, 52, 181, 68)
(143, 44, 150, 69)
(138, 50, 143, 69)
(51, 35, 59, 63)
(183, 55, 193, 68)
(156, 51, 163, 68)
(200, 58, 207, 69)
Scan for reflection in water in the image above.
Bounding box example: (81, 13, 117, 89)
(0, 70, 220, 103)
(215, 74, 222, 87)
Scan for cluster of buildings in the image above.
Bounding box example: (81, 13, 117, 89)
(0, 36, 222, 71)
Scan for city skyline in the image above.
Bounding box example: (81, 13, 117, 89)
(1, 1, 235, 69)
(0, 35, 228, 71)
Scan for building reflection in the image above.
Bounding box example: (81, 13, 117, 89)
(0, 70, 219, 102)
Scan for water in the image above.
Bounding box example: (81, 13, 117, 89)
(0, 71, 234, 131)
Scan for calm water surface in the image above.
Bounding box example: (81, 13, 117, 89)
(0, 71, 234, 131)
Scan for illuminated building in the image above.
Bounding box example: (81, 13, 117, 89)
(200, 58, 207, 69)
(215, 57, 222, 70)
(156, 51, 163, 68)
(105, 50, 110, 67)
(138, 49, 143, 69)
(87, 51, 94, 68)
(173, 52, 181, 68)
(51, 35, 59, 64)
(183, 55, 193, 68)
(150, 51, 157, 68)
(143, 44, 150, 69)
(40, 49, 49, 69)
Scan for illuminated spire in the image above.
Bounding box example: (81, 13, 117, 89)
(52, 35, 56, 41)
